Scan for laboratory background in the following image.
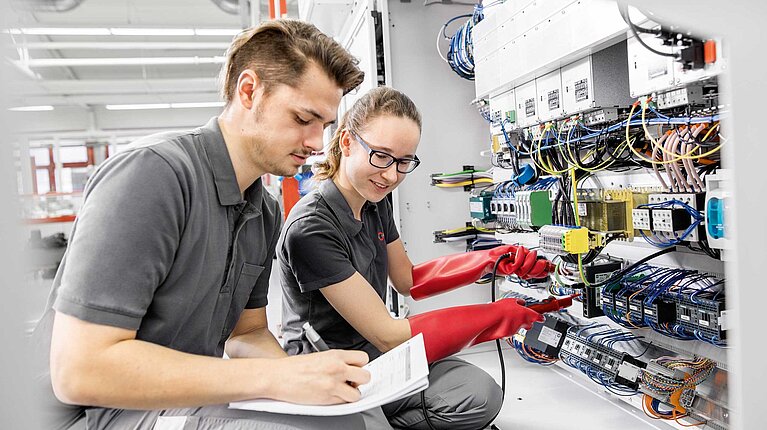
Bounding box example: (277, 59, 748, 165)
(1, 0, 766, 429)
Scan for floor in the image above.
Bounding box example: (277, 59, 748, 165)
(458, 346, 676, 430)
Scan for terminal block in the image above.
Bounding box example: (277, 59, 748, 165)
(560, 331, 646, 389)
(513, 190, 552, 230)
(646, 193, 705, 242)
(469, 193, 495, 223)
(539, 225, 591, 255)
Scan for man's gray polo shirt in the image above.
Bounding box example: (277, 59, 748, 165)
(33, 117, 282, 427)
(278, 180, 399, 360)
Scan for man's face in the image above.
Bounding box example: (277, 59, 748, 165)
(342, 114, 421, 203)
(242, 63, 343, 177)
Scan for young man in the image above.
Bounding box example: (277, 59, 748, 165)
(32, 20, 370, 430)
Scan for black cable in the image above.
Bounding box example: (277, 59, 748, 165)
(618, 4, 680, 59)
(476, 253, 513, 430)
(419, 253, 512, 430)
(420, 389, 437, 430)
(588, 247, 676, 288)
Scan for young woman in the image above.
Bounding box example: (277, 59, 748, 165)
(278, 87, 552, 429)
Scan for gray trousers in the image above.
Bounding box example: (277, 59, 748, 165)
(83, 357, 500, 430)
(84, 406, 366, 429)
(364, 357, 503, 430)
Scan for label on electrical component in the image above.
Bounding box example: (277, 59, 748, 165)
(680, 314, 691, 321)
(547, 90, 560, 110)
(629, 305, 639, 311)
(575, 79, 589, 102)
(577, 203, 587, 216)
(718, 311, 730, 331)
(699, 319, 710, 327)
(618, 361, 641, 382)
(470, 201, 484, 213)
(645, 309, 654, 315)
(594, 272, 615, 283)
(538, 326, 563, 348)
(525, 98, 536, 117)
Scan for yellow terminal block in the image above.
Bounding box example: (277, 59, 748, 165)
(539, 225, 592, 255)
(562, 227, 590, 254)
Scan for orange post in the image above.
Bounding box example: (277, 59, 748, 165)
(281, 176, 301, 220)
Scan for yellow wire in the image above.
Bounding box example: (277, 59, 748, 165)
(570, 168, 590, 285)
(577, 253, 590, 286)
(434, 178, 493, 187)
(571, 168, 580, 227)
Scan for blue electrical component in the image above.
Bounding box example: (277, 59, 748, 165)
(707, 197, 725, 239)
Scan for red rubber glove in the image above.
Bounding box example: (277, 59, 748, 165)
(408, 298, 545, 363)
(410, 245, 554, 300)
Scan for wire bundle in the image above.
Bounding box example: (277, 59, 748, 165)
(433, 226, 495, 243)
(435, 1, 511, 80)
(431, 168, 493, 189)
(640, 356, 716, 426)
(510, 333, 559, 365)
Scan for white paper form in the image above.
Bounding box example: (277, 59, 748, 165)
(229, 334, 429, 416)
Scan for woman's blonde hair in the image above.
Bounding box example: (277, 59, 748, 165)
(314, 87, 422, 180)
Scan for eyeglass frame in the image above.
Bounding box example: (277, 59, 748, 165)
(349, 131, 421, 174)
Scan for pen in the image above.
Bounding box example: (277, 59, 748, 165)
(303, 322, 329, 352)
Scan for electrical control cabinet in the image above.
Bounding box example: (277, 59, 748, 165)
(343, 0, 752, 428)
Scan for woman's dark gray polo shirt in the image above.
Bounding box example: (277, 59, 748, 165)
(279, 180, 399, 360)
(33, 117, 282, 426)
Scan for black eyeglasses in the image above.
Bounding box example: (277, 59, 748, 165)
(351, 131, 421, 174)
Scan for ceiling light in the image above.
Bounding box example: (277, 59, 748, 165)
(23, 27, 111, 35)
(169, 102, 225, 109)
(105, 103, 171, 111)
(105, 102, 224, 111)
(109, 28, 195, 36)
(20, 56, 226, 67)
(8, 105, 54, 112)
(194, 29, 241, 36)
(4, 27, 241, 37)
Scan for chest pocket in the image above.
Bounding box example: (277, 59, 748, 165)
(218, 262, 265, 340)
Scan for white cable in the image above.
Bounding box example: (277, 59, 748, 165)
(435, 24, 449, 63)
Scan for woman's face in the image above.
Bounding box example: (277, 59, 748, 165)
(340, 114, 421, 203)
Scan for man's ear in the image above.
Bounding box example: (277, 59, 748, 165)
(236, 70, 263, 110)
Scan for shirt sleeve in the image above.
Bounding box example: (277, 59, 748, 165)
(53, 148, 185, 331)
(381, 197, 400, 244)
(246, 197, 284, 309)
(282, 214, 357, 293)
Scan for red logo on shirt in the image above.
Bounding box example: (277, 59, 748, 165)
(377, 232, 385, 241)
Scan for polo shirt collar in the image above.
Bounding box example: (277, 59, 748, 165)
(319, 180, 366, 235)
(200, 117, 263, 208)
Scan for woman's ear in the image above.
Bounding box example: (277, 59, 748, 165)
(339, 129, 353, 157)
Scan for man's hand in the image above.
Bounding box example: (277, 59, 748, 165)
(267, 350, 371, 405)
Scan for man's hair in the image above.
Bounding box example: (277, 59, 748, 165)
(314, 86, 422, 181)
(219, 19, 364, 103)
